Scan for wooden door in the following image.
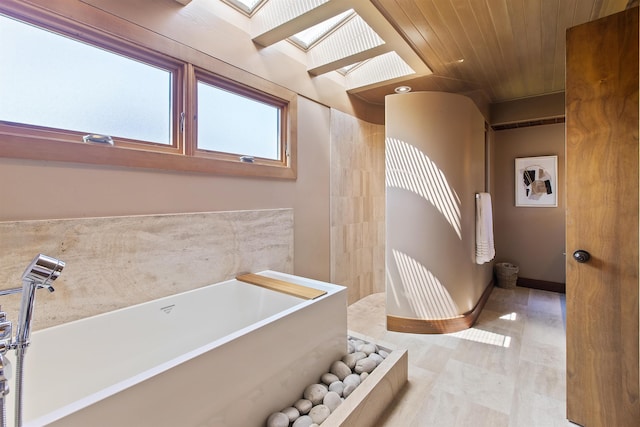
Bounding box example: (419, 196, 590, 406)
(565, 7, 639, 427)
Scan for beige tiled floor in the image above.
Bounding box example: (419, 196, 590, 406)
(347, 286, 575, 427)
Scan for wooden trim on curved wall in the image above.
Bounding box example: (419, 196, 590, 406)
(386, 280, 494, 334)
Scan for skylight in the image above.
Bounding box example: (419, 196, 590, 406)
(219, 0, 431, 91)
(223, 0, 266, 15)
(289, 9, 355, 50)
(337, 60, 366, 76)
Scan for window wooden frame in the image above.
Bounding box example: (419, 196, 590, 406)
(193, 68, 291, 169)
(0, 1, 297, 180)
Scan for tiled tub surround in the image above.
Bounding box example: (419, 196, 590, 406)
(330, 109, 386, 304)
(5, 272, 346, 427)
(0, 209, 293, 331)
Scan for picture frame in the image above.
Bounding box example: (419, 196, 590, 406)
(515, 155, 557, 207)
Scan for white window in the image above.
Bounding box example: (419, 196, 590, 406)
(0, 14, 176, 146)
(197, 81, 281, 161)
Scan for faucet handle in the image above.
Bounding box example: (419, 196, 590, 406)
(0, 321, 11, 342)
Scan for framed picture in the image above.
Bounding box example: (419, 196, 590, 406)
(515, 155, 558, 207)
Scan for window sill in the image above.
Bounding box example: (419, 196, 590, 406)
(0, 133, 296, 180)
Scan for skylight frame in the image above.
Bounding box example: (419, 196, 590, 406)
(222, 0, 267, 16)
(337, 60, 368, 76)
(288, 9, 356, 51)
(219, 0, 430, 94)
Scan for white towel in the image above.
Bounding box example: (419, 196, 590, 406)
(475, 192, 495, 264)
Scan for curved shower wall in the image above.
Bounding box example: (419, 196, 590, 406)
(385, 92, 493, 333)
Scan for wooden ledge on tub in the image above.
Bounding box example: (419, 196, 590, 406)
(236, 273, 327, 300)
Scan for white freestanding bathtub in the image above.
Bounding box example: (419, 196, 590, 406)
(5, 271, 347, 427)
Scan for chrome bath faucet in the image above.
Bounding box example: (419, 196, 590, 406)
(0, 254, 65, 427)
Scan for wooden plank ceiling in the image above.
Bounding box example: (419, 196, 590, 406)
(353, 0, 631, 107)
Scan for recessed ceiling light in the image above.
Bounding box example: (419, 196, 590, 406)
(394, 86, 412, 93)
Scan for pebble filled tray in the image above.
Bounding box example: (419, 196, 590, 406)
(265, 332, 408, 427)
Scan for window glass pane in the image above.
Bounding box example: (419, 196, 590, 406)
(0, 14, 172, 145)
(197, 81, 280, 160)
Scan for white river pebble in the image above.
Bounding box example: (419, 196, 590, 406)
(309, 405, 331, 424)
(355, 357, 377, 374)
(330, 360, 351, 380)
(357, 343, 378, 355)
(343, 373, 361, 388)
(292, 415, 313, 427)
(351, 339, 364, 348)
(294, 399, 313, 415)
(323, 391, 342, 412)
(266, 412, 289, 427)
(368, 352, 384, 366)
(281, 406, 300, 422)
(342, 352, 367, 369)
(303, 384, 328, 405)
(321, 372, 339, 385)
(343, 383, 356, 398)
(328, 380, 345, 396)
(264, 338, 386, 426)
(347, 341, 355, 353)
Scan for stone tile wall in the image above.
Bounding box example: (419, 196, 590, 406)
(330, 109, 385, 304)
(0, 209, 293, 330)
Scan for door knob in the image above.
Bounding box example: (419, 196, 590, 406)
(573, 250, 591, 263)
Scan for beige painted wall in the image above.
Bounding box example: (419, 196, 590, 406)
(492, 123, 566, 284)
(385, 92, 493, 319)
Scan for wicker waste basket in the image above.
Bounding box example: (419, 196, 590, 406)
(495, 262, 519, 288)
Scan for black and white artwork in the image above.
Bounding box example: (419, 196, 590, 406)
(515, 155, 557, 207)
